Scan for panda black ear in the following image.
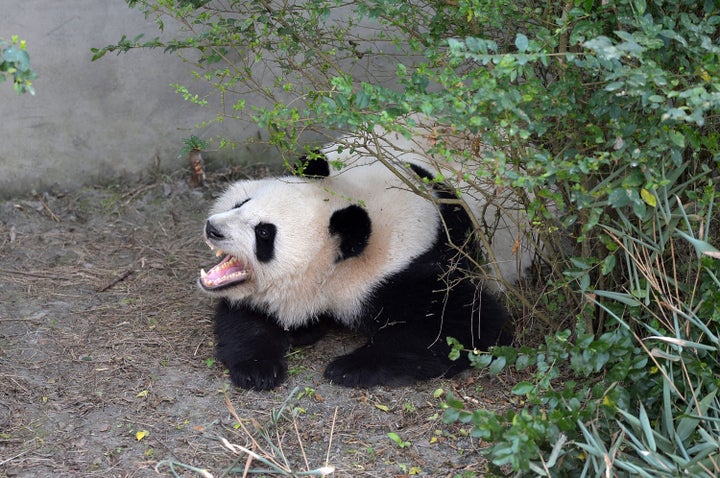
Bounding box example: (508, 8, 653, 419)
(293, 149, 331, 178)
(329, 205, 371, 261)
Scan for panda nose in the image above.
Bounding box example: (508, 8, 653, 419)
(205, 221, 225, 240)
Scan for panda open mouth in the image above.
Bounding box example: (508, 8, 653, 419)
(200, 251, 250, 290)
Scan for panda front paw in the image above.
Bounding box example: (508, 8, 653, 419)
(227, 358, 287, 391)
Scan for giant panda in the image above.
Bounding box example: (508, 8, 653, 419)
(199, 122, 532, 390)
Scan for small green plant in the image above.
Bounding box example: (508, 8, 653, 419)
(287, 349, 309, 377)
(0, 35, 35, 94)
(398, 463, 422, 475)
(365, 446, 376, 462)
(177, 134, 208, 158)
(387, 432, 410, 449)
(296, 386, 316, 400)
(179, 135, 208, 187)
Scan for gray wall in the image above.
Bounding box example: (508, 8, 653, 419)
(0, 1, 268, 197)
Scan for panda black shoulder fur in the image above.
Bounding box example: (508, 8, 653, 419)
(200, 124, 529, 390)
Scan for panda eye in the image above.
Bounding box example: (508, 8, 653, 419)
(255, 223, 275, 241)
(256, 226, 269, 239)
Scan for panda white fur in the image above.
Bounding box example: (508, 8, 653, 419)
(200, 124, 530, 390)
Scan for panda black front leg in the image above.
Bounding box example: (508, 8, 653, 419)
(213, 299, 291, 391)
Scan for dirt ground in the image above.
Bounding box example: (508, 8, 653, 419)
(0, 170, 514, 478)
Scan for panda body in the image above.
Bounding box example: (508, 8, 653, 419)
(200, 129, 517, 390)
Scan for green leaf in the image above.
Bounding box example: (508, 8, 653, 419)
(675, 230, 720, 257)
(465, 37, 496, 53)
(515, 33, 528, 53)
(638, 403, 656, 452)
(668, 130, 685, 148)
(511, 381, 534, 395)
(608, 188, 632, 208)
(605, 81, 625, 92)
(488, 356, 507, 375)
(515, 354, 530, 370)
(354, 89, 369, 108)
(579, 273, 590, 292)
(471, 353, 493, 369)
(388, 433, 411, 449)
(444, 393, 464, 410)
(677, 390, 717, 441)
(601, 254, 616, 276)
(570, 257, 593, 269)
(632, 197, 647, 218)
(592, 290, 642, 307)
(633, 0, 647, 15)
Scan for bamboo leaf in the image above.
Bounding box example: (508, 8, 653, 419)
(592, 289, 642, 307)
(638, 403, 656, 452)
(677, 390, 717, 441)
(675, 230, 720, 256)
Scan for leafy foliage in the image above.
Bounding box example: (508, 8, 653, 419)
(98, 0, 720, 475)
(178, 134, 208, 157)
(0, 35, 35, 94)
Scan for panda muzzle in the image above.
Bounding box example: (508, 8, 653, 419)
(200, 253, 250, 290)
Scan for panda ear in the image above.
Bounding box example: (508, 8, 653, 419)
(293, 149, 331, 178)
(329, 205, 371, 261)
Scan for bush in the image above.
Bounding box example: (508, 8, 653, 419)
(96, 0, 720, 475)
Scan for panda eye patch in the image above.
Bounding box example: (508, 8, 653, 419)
(254, 222, 277, 262)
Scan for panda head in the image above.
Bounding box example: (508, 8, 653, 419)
(199, 177, 371, 318)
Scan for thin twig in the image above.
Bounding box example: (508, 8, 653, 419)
(0, 447, 32, 467)
(223, 390, 242, 425)
(35, 194, 61, 222)
(325, 407, 338, 469)
(96, 270, 134, 292)
(121, 182, 159, 203)
(293, 414, 310, 471)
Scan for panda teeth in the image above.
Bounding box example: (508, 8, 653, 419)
(205, 240, 224, 257)
(200, 254, 248, 289)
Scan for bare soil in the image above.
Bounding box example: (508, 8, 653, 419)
(0, 172, 513, 478)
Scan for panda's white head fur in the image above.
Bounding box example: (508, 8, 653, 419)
(202, 177, 359, 324)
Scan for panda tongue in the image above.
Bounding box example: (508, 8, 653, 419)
(201, 254, 248, 288)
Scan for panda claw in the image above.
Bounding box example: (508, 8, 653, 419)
(227, 359, 287, 391)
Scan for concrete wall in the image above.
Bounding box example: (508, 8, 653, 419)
(0, 1, 270, 197)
